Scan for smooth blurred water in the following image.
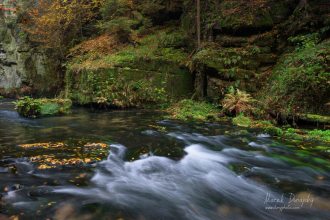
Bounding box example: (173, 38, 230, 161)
(0, 99, 329, 220)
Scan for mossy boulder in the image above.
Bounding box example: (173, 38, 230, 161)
(15, 97, 72, 118)
(232, 115, 252, 127)
(166, 99, 219, 121)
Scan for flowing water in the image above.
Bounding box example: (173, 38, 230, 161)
(0, 99, 330, 220)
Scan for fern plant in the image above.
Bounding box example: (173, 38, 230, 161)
(221, 89, 255, 116)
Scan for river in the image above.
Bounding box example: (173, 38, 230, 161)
(0, 99, 329, 220)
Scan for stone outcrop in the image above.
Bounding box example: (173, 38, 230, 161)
(186, 0, 330, 102)
(0, 0, 61, 97)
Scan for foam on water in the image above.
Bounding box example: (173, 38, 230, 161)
(54, 143, 299, 220)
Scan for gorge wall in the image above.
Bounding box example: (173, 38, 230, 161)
(0, 0, 328, 114)
(187, 0, 330, 100)
(0, 0, 61, 97)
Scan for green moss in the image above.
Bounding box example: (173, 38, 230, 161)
(66, 67, 192, 107)
(262, 35, 330, 115)
(298, 114, 330, 124)
(307, 130, 330, 142)
(232, 115, 252, 127)
(166, 99, 219, 121)
(314, 145, 330, 151)
(68, 28, 189, 72)
(15, 97, 72, 118)
(276, 128, 330, 144)
(67, 68, 167, 107)
(230, 116, 329, 144)
(233, 118, 283, 136)
(265, 126, 284, 136)
(266, 153, 327, 171)
(283, 128, 302, 140)
(66, 28, 193, 107)
(193, 46, 261, 73)
(40, 102, 60, 116)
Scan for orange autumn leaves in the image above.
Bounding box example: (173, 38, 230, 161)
(21, 0, 104, 52)
(18, 141, 109, 169)
(19, 142, 108, 149)
(69, 34, 120, 57)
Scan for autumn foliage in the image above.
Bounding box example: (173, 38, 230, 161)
(21, 0, 104, 55)
(69, 34, 121, 57)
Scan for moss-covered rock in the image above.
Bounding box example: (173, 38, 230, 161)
(192, 43, 270, 100)
(232, 116, 330, 144)
(297, 114, 330, 125)
(193, 45, 262, 72)
(261, 35, 330, 115)
(68, 28, 189, 72)
(232, 115, 252, 127)
(66, 28, 193, 107)
(166, 99, 219, 121)
(15, 97, 72, 118)
(66, 67, 192, 108)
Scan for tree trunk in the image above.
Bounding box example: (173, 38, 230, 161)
(296, 0, 308, 11)
(196, 0, 201, 49)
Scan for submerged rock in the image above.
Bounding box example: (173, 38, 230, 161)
(17, 141, 109, 169)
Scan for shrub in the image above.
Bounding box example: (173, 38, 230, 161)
(15, 97, 72, 118)
(15, 97, 42, 118)
(221, 89, 255, 116)
(159, 31, 189, 49)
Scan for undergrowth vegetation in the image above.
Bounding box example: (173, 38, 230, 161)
(221, 88, 256, 116)
(263, 31, 330, 115)
(15, 97, 72, 118)
(67, 28, 189, 72)
(66, 68, 169, 108)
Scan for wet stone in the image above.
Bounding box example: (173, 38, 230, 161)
(16, 141, 110, 170)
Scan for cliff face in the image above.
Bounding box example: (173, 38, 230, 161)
(187, 0, 329, 99)
(0, 0, 329, 114)
(0, 0, 61, 97)
(185, 0, 330, 113)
